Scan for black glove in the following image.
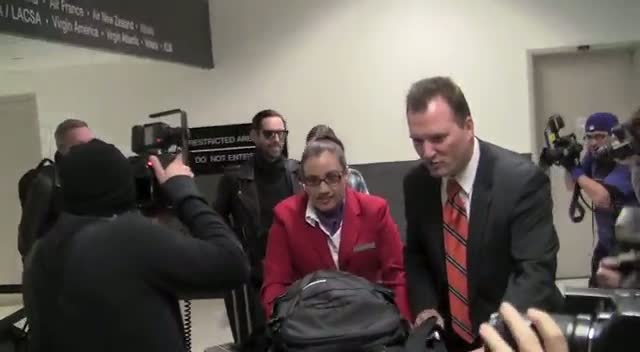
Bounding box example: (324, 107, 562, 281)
(560, 155, 579, 172)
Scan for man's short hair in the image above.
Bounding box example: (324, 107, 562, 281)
(54, 119, 89, 150)
(251, 109, 285, 131)
(406, 76, 471, 125)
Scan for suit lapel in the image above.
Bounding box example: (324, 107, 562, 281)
(430, 179, 446, 280)
(415, 165, 447, 279)
(307, 226, 337, 269)
(467, 141, 493, 303)
(338, 189, 361, 269)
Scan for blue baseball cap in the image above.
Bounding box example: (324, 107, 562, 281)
(585, 112, 619, 134)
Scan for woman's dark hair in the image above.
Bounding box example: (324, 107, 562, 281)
(305, 124, 345, 151)
(300, 138, 348, 177)
(251, 109, 285, 131)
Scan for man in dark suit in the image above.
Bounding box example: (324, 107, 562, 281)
(402, 76, 563, 351)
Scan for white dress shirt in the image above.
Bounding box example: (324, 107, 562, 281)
(305, 201, 343, 268)
(441, 137, 481, 216)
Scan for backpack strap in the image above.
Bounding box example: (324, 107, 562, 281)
(36, 158, 54, 169)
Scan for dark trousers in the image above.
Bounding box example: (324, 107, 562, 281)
(224, 279, 268, 352)
(589, 243, 610, 288)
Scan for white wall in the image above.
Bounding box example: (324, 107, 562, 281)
(633, 49, 640, 111)
(2, 0, 640, 162)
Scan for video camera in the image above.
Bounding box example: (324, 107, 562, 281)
(539, 114, 583, 170)
(129, 109, 190, 212)
(594, 121, 640, 161)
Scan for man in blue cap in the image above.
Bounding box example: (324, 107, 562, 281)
(564, 112, 636, 287)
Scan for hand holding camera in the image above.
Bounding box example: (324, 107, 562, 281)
(149, 154, 193, 184)
(476, 302, 568, 352)
(596, 257, 622, 289)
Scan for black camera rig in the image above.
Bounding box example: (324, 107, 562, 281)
(129, 109, 190, 212)
(539, 114, 583, 170)
(538, 114, 589, 222)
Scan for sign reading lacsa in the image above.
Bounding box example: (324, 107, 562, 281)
(0, 0, 213, 68)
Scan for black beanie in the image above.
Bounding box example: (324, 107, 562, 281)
(59, 139, 136, 217)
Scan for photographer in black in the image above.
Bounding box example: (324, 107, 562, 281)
(22, 139, 250, 352)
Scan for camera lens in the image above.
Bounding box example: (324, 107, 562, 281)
(488, 313, 596, 352)
(551, 314, 594, 352)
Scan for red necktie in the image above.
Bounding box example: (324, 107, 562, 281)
(443, 179, 474, 343)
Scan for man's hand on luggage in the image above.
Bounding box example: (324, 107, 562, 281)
(414, 309, 444, 329)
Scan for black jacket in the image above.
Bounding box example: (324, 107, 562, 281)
(404, 140, 563, 332)
(22, 176, 250, 352)
(214, 157, 301, 279)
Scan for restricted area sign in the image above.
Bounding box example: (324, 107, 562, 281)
(188, 123, 255, 175)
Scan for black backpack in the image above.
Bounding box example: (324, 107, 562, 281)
(18, 158, 55, 208)
(17, 158, 61, 257)
(268, 270, 409, 352)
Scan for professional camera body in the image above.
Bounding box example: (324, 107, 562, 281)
(539, 114, 584, 170)
(129, 109, 190, 212)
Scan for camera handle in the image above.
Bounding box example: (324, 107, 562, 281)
(569, 183, 586, 223)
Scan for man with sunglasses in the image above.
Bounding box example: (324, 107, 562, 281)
(214, 109, 301, 352)
(563, 112, 635, 287)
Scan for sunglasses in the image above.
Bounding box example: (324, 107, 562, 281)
(302, 171, 344, 187)
(261, 129, 288, 140)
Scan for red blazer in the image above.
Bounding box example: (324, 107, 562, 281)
(261, 188, 411, 321)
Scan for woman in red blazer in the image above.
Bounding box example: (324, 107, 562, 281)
(261, 136, 411, 321)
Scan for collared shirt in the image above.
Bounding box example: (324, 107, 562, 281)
(441, 137, 481, 216)
(305, 201, 343, 268)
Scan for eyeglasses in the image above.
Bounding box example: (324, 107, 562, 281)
(584, 133, 608, 141)
(302, 171, 344, 187)
(261, 129, 288, 140)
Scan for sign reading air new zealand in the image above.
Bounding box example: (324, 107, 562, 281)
(188, 124, 255, 175)
(0, 0, 213, 68)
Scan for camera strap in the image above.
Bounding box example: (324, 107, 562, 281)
(569, 183, 586, 223)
